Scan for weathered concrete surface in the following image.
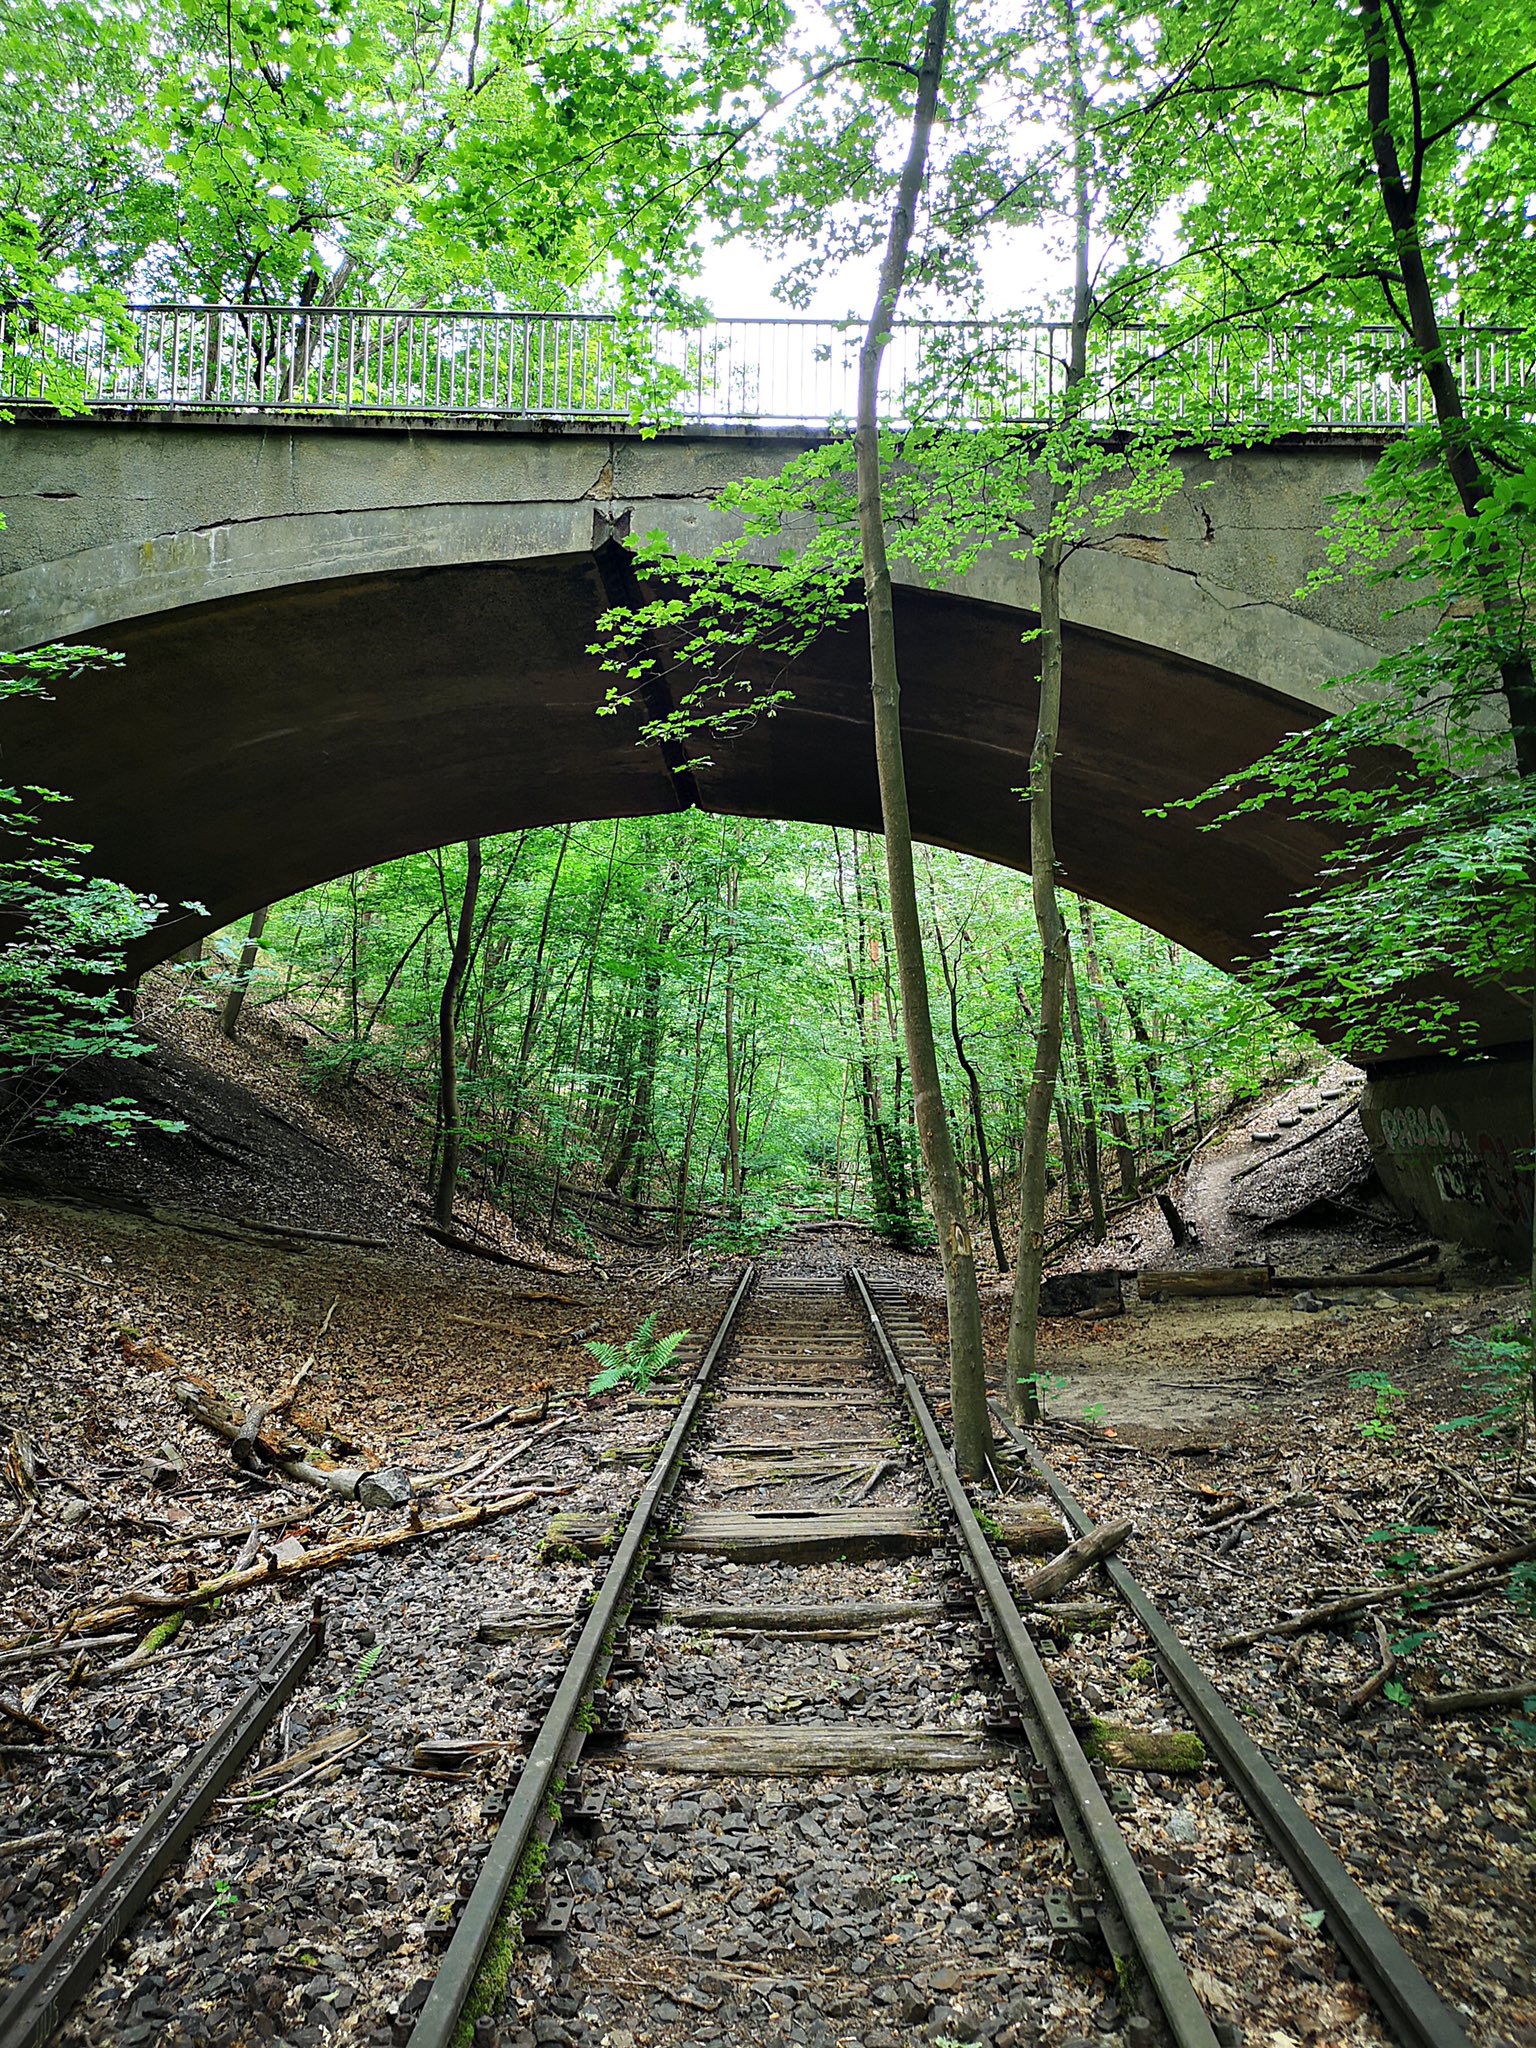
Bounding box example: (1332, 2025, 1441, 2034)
(0, 415, 1424, 972)
(0, 414, 1413, 667)
(0, 413, 1526, 1075)
(1361, 1058, 1533, 1265)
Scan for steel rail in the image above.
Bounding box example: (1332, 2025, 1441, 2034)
(0, 1609, 325, 2048)
(849, 1269, 1222, 2048)
(407, 1261, 757, 2048)
(989, 1405, 1475, 2048)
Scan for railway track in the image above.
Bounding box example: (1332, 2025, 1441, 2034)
(0, 1261, 1479, 2048)
(408, 1263, 1476, 2048)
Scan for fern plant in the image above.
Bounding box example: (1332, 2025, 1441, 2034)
(585, 1315, 690, 1397)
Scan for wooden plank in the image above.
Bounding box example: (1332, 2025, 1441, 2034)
(666, 1502, 1061, 1563)
(717, 1393, 885, 1407)
(650, 1600, 947, 1632)
(1139, 1265, 1273, 1299)
(667, 1507, 936, 1562)
(614, 1725, 1008, 1775)
(713, 1440, 898, 1456)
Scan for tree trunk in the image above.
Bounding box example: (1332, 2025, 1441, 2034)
(603, 907, 673, 1200)
(837, 831, 909, 1239)
(675, 933, 720, 1244)
(722, 850, 744, 1219)
(1112, 973, 1168, 1159)
(1054, 1097, 1080, 1210)
(1004, 526, 1073, 1422)
(1004, 0, 1093, 1422)
(1064, 948, 1107, 1240)
(432, 840, 483, 1230)
(509, 823, 572, 1119)
(852, 0, 990, 1476)
(218, 906, 269, 1039)
(934, 909, 1008, 1271)
(1076, 898, 1137, 1198)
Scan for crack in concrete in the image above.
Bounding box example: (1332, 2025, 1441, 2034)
(0, 491, 734, 563)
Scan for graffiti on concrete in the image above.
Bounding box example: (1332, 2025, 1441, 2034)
(1378, 1102, 1533, 1228)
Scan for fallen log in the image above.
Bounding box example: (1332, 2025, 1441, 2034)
(1032, 1600, 1116, 1636)
(1016, 1517, 1133, 1604)
(1139, 1266, 1272, 1299)
(1417, 1675, 1536, 1718)
(173, 1375, 416, 1506)
(1359, 1242, 1440, 1274)
(477, 1607, 577, 1643)
(1271, 1268, 1446, 1292)
(1039, 1270, 1124, 1318)
(1155, 1190, 1191, 1248)
(230, 1398, 275, 1472)
(69, 1484, 563, 1632)
(1218, 1535, 1536, 1651)
(414, 1222, 570, 1274)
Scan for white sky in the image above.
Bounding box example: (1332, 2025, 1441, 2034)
(695, 222, 1063, 321)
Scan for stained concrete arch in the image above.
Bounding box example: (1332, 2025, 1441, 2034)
(0, 414, 1409, 974)
(1, 411, 1528, 1255)
(0, 410, 1525, 1045)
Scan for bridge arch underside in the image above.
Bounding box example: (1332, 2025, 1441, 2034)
(10, 543, 1382, 1003)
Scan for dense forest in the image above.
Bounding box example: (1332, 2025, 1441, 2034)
(193, 824, 1309, 1254)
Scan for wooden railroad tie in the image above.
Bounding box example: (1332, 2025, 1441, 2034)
(637, 1598, 1114, 1638)
(610, 1720, 1204, 1776)
(614, 1726, 1009, 1775)
(543, 1503, 1063, 1564)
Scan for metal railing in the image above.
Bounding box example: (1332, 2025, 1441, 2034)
(1, 302, 1530, 432)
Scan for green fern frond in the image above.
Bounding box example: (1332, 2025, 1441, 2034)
(585, 1318, 692, 1398)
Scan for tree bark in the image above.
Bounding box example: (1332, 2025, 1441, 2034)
(1064, 947, 1107, 1241)
(837, 830, 910, 1237)
(934, 907, 1009, 1270)
(1076, 898, 1137, 1197)
(722, 845, 744, 1218)
(675, 931, 720, 1243)
(432, 839, 483, 1230)
(604, 905, 673, 1201)
(1112, 973, 1168, 1159)
(509, 822, 572, 1120)
(853, 0, 990, 1475)
(1004, 0, 1094, 1421)
(218, 906, 269, 1039)
(1004, 526, 1073, 1423)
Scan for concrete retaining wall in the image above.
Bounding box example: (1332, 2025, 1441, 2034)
(1361, 1055, 1533, 1265)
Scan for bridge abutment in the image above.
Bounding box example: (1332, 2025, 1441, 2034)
(1361, 1053, 1533, 1266)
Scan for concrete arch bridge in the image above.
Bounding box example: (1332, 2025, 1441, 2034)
(0, 310, 1528, 1252)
